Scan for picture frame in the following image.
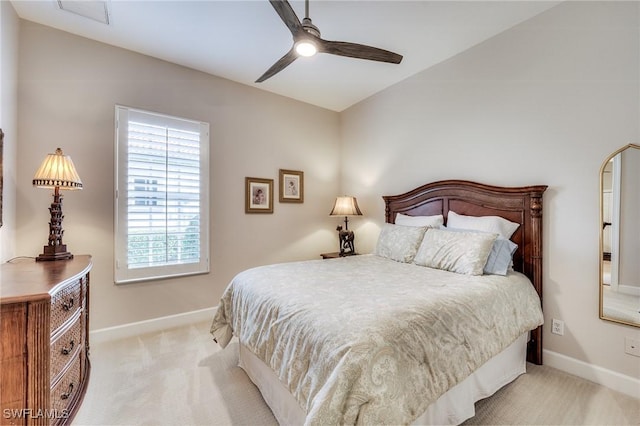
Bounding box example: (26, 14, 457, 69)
(245, 177, 274, 214)
(279, 169, 304, 203)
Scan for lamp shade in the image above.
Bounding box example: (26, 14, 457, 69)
(330, 196, 362, 216)
(33, 148, 83, 190)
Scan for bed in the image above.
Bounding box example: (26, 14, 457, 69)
(211, 180, 547, 425)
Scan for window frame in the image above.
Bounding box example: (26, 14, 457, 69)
(114, 105, 210, 284)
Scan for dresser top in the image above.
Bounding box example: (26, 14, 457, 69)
(0, 255, 92, 304)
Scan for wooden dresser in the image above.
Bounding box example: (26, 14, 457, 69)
(1, 255, 92, 426)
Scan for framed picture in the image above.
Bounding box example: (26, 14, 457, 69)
(245, 177, 274, 214)
(279, 169, 304, 203)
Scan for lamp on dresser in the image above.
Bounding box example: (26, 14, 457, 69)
(329, 196, 363, 256)
(33, 148, 83, 261)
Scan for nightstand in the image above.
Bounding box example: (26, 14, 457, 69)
(320, 252, 358, 259)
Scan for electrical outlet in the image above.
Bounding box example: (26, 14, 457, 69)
(624, 338, 640, 357)
(551, 319, 564, 336)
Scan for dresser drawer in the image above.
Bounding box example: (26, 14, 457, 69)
(50, 349, 82, 420)
(50, 311, 83, 383)
(50, 278, 83, 334)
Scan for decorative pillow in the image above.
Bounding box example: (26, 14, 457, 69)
(442, 226, 518, 276)
(447, 211, 520, 239)
(484, 237, 518, 276)
(374, 223, 428, 263)
(395, 213, 444, 228)
(413, 228, 498, 275)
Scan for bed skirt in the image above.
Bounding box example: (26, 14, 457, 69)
(238, 333, 528, 425)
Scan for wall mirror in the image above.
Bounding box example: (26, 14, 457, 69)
(0, 128, 3, 228)
(599, 143, 640, 327)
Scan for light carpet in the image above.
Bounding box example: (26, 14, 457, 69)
(73, 321, 639, 425)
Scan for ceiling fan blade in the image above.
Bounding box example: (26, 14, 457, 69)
(318, 39, 403, 64)
(269, 0, 303, 37)
(256, 48, 298, 83)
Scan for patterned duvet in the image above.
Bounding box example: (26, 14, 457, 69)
(210, 254, 543, 425)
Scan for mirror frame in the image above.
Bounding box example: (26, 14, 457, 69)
(599, 143, 640, 327)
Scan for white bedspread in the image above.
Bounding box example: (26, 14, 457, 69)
(210, 254, 543, 425)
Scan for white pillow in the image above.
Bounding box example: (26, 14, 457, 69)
(447, 211, 520, 239)
(413, 228, 497, 275)
(374, 223, 428, 263)
(395, 213, 444, 228)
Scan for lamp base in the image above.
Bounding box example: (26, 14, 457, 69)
(36, 244, 74, 262)
(337, 227, 356, 256)
(36, 186, 74, 262)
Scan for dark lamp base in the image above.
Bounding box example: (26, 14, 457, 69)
(337, 228, 356, 256)
(36, 244, 74, 262)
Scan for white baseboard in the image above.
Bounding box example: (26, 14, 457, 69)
(90, 306, 217, 345)
(543, 349, 640, 399)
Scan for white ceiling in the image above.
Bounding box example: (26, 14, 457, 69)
(10, 0, 560, 112)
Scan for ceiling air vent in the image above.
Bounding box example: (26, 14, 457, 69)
(57, 0, 110, 25)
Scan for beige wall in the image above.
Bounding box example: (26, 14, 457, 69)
(340, 2, 640, 379)
(0, 1, 19, 262)
(16, 21, 341, 329)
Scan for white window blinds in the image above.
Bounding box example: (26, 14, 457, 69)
(115, 106, 210, 283)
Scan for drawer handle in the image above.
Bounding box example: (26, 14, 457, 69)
(61, 340, 75, 355)
(60, 383, 74, 400)
(62, 298, 74, 311)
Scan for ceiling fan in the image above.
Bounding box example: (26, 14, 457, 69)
(256, 0, 403, 83)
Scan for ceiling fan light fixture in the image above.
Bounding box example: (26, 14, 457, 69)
(295, 40, 317, 57)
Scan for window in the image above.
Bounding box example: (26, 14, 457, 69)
(114, 106, 209, 283)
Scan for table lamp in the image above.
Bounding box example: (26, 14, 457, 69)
(329, 196, 362, 255)
(32, 148, 83, 261)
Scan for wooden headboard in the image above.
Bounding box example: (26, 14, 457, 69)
(383, 180, 547, 364)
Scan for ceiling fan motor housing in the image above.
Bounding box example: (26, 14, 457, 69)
(301, 17, 320, 38)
